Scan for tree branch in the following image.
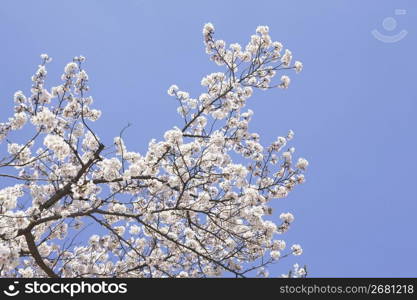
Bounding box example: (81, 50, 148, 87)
(23, 231, 59, 278)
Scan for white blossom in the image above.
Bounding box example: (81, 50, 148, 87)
(31, 107, 57, 132)
(296, 158, 309, 170)
(0, 185, 23, 211)
(44, 134, 71, 161)
(280, 212, 295, 223)
(281, 49, 293, 67)
(0, 24, 307, 278)
(280, 75, 291, 89)
(13, 91, 27, 103)
(291, 244, 303, 256)
(294, 61, 303, 73)
(64, 62, 78, 74)
(270, 250, 281, 260)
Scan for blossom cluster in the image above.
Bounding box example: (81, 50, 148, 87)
(0, 24, 307, 278)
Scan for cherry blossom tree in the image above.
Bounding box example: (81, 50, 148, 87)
(0, 23, 308, 278)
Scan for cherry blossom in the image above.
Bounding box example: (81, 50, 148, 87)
(0, 23, 307, 278)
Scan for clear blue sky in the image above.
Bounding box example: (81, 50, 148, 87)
(0, 0, 416, 277)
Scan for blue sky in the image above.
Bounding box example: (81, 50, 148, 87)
(0, 0, 416, 277)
